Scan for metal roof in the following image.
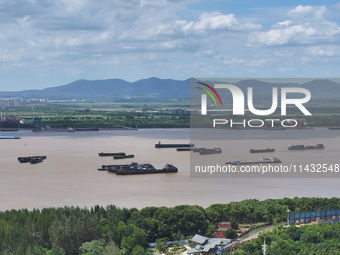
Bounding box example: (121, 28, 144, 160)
(190, 234, 209, 245)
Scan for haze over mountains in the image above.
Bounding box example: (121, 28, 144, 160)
(0, 77, 340, 100)
(0, 77, 190, 100)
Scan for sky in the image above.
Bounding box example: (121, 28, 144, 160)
(1, 0, 340, 91)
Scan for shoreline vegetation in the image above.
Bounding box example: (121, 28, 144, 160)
(0, 197, 339, 254)
(2, 102, 340, 129)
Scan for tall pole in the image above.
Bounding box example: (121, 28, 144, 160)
(262, 238, 267, 255)
(287, 209, 291, 226)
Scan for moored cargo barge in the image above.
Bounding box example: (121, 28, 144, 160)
(288, 144, 324, 150)
(98, 152, 125, 156)
(116, 164, 178, 175)
(155, 141, 194, 148)
(250, 148, 275, 153)
(226, 157, 282, 165)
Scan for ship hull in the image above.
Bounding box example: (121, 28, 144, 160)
(98, 152, 125, 156)
(199, 148, 222, 155)
(155, 142, 194, 148)
(116, 169, 178, 175)
(113, 154, 134, 159)
(250, 149, 275, 153)
(226, 160, 282, 165)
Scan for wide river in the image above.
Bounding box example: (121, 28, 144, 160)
(1, 128, 339, 211)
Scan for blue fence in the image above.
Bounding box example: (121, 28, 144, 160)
(290, 209, 340, 224)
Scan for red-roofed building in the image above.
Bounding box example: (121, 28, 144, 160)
(214, 222, 232, 238)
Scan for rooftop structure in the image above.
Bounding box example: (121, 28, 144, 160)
(188, 234, 231, 254)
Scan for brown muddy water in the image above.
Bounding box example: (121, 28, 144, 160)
(0, 128, 339, 211)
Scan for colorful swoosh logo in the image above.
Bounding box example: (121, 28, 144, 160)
(197, 82, 223, 106)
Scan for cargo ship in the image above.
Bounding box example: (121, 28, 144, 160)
(0, 136, 21, 139)
(288, 144, 324, 150)
(226, 157, 282, 165)
(199, 148, 222, 155)
(98, 152, 125, 156)
(116, 163, 178, 175)
(18, 156, 47, 163)
(250, 148, 275, 153)
(155, 141, 194, 148)
(113, 154, 134, 159)
(192, 148, 205, 152)
(176, 147, 193, 151)
(97, 162, 139, 172)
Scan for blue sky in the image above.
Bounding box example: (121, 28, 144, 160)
(1, 0, 340, 91)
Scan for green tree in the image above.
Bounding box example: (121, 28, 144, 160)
(155, 237, 169, 253)
(79, 239, 105, 255)
(44, 245, 66, 255)
(224, 228, 238, 239)
(131, 245, 145, 255)
(103, 241, 120, 255)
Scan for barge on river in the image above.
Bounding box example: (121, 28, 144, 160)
(226, 157, 282, 165)
(116, 163, 178, 175)
(288, 144, 324, 150)
(98, 152, 125, 156)
(250, 148, 275, 153)
(155, 141, 194, 148)
(18, 156, 47, 164)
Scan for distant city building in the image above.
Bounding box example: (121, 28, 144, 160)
(26, 98, 47, 103)
(169, 109, 190, 115)
(214, 222, 232, 238)
(189, 109, 250, 116)
(0, 99, 20, 109)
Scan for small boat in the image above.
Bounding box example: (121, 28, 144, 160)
(288, 144, 324, 150)
(18, 156, 47, 163)
(250, 148, 275, 153)
(113, 154, 134, 159)
(98, 152, 126, 156)
(199, 148, 222, 155)
(226, 157, 282, 165)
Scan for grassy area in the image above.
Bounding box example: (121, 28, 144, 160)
(2, 101, 340, 129)
(1, 102, 190, 129)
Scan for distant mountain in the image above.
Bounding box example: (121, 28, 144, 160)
(0, 77, 191, 99)
(1, 78, 340, 100)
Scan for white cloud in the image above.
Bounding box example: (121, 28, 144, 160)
(223, 58, 245, 64)
(248, 5, 340, 47)
(276, 20, 292, 27)
(182, 12, 261, 32)
(305, 46, 337, 56)
(287, 5, 327, 20)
